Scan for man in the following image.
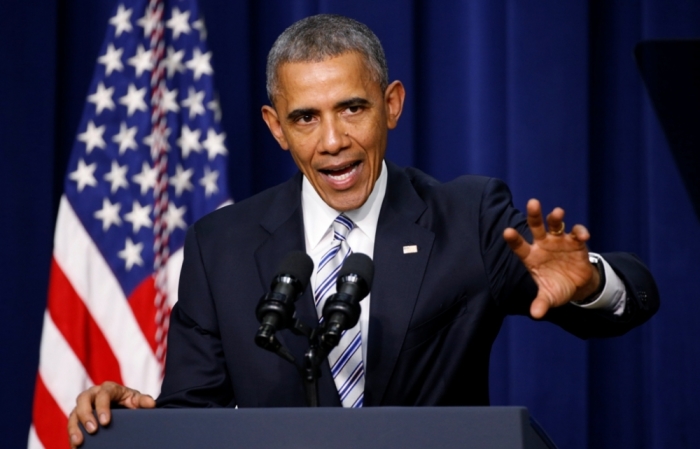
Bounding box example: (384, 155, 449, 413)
(68, 14, 658, 446)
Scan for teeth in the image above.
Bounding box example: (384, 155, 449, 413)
(327, 165, 357, 181)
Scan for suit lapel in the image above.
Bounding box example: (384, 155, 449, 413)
(253, 173, 340, 406)
(364, 162, 435, 405)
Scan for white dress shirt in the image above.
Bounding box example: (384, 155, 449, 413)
(302, 161, 388, 364)
(301, 161, 627, 368)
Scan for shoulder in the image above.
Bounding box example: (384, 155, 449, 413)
(191, 173, 301, 242)
(387, 161, 513, 212)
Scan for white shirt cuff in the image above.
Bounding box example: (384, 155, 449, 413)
(571, 253, 627, 317)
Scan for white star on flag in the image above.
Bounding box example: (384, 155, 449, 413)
(98, 43, 124, 76)
(94, 198, 123, 231)
(193, 17, 207, 40)
(128, 44, 154, 77)
(104, 161, 129, 193)
(162, 86, 180, 113)
(169, 164, 194, 197)
(109, 4, 133, 37)
(182, 87, 205, 119)
(202, 128, 227, 160)
(87, 82, 115, 115)
(137, 7, 159, 35)
(185, 47, 213, 80)
(119, 84, 148, 116)
(124, 200, 153, 233)
(164, 46, 186, 78)
(177, 125, 202, 158)
(68, 159, 98, 192)
(199, 166, 219, 197)
(78, 120, 107, 154)
(132, 161, 157, 195)
(143, 127, 172, 156)
(165, 203, 187, 233)
(112, 122, 139, 155)
(167, 7, 191, 39)
(118, 237, 144, 270)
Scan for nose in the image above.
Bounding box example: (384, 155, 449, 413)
(320, 117, 349, 154)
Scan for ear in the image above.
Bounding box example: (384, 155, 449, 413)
(261, 105, 289, 150)
(384, 80, 406, 130)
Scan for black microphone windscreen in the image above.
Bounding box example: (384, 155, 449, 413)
(275, 251, 314, 290)
(338, 253, 374, 289)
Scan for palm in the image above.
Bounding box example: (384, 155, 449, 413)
(503, 199, 599, 318)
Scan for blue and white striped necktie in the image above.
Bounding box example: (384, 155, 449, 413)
(314, 214, 364, 408)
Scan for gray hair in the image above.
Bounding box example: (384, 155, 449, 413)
(266, 14, 389, 102)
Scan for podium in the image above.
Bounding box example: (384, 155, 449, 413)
(82, 407, 557, 448)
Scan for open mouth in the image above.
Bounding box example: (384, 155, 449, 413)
(319, 161, 361, 181)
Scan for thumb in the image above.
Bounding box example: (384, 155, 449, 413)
(137, 394, 156, 408)
(530, 297, 551, 319)
(125, 392, 156, 409)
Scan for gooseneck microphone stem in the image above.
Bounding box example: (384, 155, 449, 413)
(303, 337, 324, 407)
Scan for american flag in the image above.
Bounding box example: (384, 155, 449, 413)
(29, 0, 230, 447)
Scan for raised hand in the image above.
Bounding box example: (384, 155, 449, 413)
(503, 199, 601, 319)
(67, 381, 155, 448)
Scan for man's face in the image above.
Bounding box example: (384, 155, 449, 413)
(262, 52, 405, 211)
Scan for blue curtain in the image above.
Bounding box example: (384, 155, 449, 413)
(2, 1, 699, 447)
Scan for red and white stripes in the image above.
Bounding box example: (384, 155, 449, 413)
(146, 0, 171, 368)
(29, 196, 182, 448)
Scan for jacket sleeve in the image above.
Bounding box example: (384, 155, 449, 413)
(156, 225, 235, 408)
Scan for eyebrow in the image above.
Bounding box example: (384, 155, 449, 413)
(336, 97, 371, 109)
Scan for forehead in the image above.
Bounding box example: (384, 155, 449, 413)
(274, 52, 380, 106)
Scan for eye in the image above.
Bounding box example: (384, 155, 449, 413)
(294, 114, 315, 124)
(346, 106, 361, 114)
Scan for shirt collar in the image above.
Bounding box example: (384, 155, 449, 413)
(302, 160, 388, 251)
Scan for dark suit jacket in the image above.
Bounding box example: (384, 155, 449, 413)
(157, 161, 658, 408)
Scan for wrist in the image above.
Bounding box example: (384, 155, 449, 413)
(573, 254, 606, 304)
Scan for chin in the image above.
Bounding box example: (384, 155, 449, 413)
(324, 193, 367, 212)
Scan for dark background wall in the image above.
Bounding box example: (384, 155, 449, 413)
(2, 1, 699, 448)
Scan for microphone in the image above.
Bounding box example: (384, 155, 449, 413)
(320, 253, 374, 350)
(255, 251, 314, 351)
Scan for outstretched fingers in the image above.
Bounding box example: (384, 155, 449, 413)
(569, 224, 590, 243)
(545, 207, 565, 235)
(526, 199, 547, 240)
(504, 199, 599, 319)
(503, 227, 531, 260)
